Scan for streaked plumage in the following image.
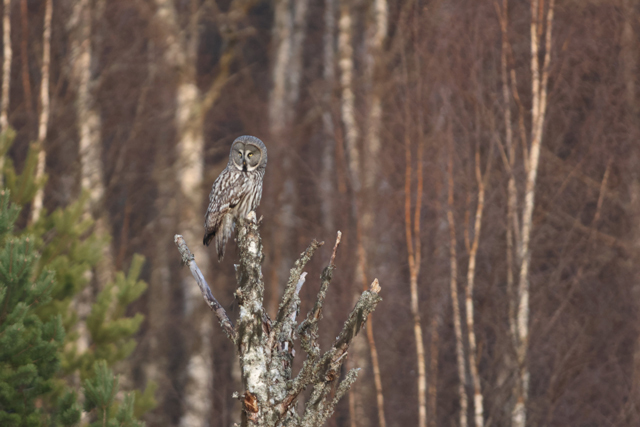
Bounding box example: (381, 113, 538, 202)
(204, 135, 267, 260)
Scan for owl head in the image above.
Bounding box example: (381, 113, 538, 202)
(229, 135, 268, 172)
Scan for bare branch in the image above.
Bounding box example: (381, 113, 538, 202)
(174, 234, 237, 343)
(268, 239, 323, 351)
(298, 231, 342, 356)
(175, 214, 380, 426)
(278, 279, 382, 417)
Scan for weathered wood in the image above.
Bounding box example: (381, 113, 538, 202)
(175, 216, 381, 426)
(174, 234, 237, 343)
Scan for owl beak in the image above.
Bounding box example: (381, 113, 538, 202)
(242, 161, 247, 171)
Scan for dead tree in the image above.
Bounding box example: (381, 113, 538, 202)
(174, 212, 382, 427)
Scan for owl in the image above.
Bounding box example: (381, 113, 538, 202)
(204, 135, 268, 261)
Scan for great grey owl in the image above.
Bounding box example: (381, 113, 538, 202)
(203, 135, 267, 261)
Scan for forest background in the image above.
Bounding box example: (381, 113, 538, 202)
(2, 0, 640, 426)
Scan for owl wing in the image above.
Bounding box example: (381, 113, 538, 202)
(203, 169, 250, 248)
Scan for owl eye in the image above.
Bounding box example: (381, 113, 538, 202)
(248, 153, 253, 158)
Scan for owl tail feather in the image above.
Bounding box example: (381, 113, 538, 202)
(216, 232, 226, 261)
(203, 232, 214, 247)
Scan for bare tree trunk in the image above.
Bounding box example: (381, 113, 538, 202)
(1, 0, 10, 133)
(268, 0, 308, 316)
(66, 0, 104, 394)
(497, 0, 518, 347)
(427, 310, 441, 427)
(19, 0, 31, 120)
(0, 0, 12, 183)
(447, 136, 468, 427)
(176, 78, 213, 427)
(268, 0, 293, 317)
(465, 147, 487, 427)
(153, 1, 244, 423)
(153, 1, 210, 424)
(146, 113, 179, 424)
(320, 0, 336, 235)
(495, 1, 519, 421)
(622, 0, 637, 118)
(175, 222, 381, 427)
(270, 0, 293, 138)
(338, 0, 359, 192)
(512, 2, 554, 426)
(404, 128, 427, 427)
(73, 0, 103, 212)
(339, 3, 376, 426)
(360, 2, 389, 426)
(363, 0, 387, 191)
(31, 0, 52, 223)
(70, 0, 113, 286)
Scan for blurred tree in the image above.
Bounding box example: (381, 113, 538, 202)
(0, 132, 156, 423)
(0, 188, 152, 426)
(30, 0, 52, 223)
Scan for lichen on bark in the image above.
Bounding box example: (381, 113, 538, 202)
(175, 214, 381, 426)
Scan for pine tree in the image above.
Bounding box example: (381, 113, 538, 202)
(0, 133, 155, 424)
(0, 189, 80, 426)
(83, 361, 143, 427)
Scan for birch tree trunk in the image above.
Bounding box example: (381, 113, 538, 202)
(70, 0, 113, 286)
(19, 0, 31, 118)
(31, 0, 52, 222)
(174, 220, 382, 427)
(447, 136, 468, 427)
(153, 1, 211, 424)
(65, 0, 109, 384)
(338, 0, 358, 192)
(153, 1, 245, 422)
(1, 0, 10, 133)
(404, 131, 427, 427)
(512, 2, 554, 426)
(495, 1, 520, 420)
(360, 3, 388, 426)
(320, 0, 336, 236)
(268, 0, 308, 316)
(338, 3, 374, 426)
(0, 0, 12, 183)
(465, 147, 487, 427)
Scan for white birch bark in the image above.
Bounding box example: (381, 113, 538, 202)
(361, 3, 388, 426)
(72, 0, 103, 211)
(270, 0, 293, 137)
(338, 4, 375, 427)
(1, 0, 10, 133)
(70, 0, 113, 283)
(320, 0, 336, 234)
(31, 0, 53, 222)
(498, 0, 518, 345)
(67, 0, 98, 370)
(512, 2, 554, 426)
(153, 1, 212, 424)
(268, 0, 308, 315)
(496, 0, 519, 416)
(405, 136, 427, 427)
(466, 150, 485, 427)
(338, 0, 359, 192)
(447, 142, 468, 427)
(287, 0, 309, 110)
(363, 0, 387, 191)
(0, 0, 12, 184)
